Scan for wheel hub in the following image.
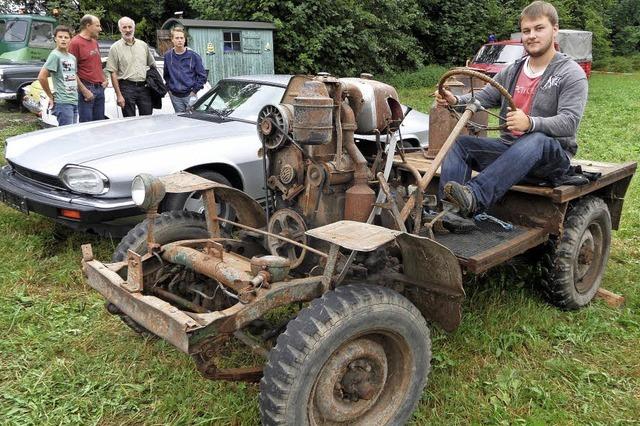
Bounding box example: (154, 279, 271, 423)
(313, 338, 387, 423)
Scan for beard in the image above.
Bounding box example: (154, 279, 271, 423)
(525, 37, 554, 58)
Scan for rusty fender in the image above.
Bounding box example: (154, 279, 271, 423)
(82, 256, 324, 355)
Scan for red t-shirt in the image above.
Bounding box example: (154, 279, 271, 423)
(68, 35, 104, 84)
(511, 67, 542, 136)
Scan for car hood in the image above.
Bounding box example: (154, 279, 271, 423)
(6, 114, 256, 175)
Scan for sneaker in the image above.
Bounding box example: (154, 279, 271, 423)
(443, 181, 476, 217)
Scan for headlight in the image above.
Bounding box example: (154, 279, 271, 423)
(59, 165, 109, 195)
(131, 174, 165, 210)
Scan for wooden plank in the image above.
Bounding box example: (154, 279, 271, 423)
(463, 227, 549, 274)
(396, 153, 637, 203)
(595, 288, 625, 308)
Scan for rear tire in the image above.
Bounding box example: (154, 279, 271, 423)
(541, 196, 611, 309)
(259, 284, 431, 425)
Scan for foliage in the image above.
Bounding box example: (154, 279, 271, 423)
(187, 0, 427, 76)
(608, 0, 640, 56)
(594, 54, 640, 72)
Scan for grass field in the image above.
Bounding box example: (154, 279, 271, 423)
(1, 72, 639, 425)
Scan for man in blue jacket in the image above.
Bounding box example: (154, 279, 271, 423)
(436, 1, 588, 217)
(163, 27, 207, 113)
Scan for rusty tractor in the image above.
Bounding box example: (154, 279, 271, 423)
(82, 69, 636, 425)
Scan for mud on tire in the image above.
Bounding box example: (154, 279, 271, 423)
(259, 284, 431, 425)
(541, 196, 611, 309)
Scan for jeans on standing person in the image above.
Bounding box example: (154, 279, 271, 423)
(119, 81, 153, 117)
(78, 82, 105, 122)
(53, 103, 78, 126)
(438, 132, 571, 211)
(169, 92, 191, 113)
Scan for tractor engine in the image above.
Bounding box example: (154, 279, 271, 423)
(257, 74, 403, 267)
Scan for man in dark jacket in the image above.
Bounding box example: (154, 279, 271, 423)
(163, 27, 207, 112)
(436, 1, 588, 217)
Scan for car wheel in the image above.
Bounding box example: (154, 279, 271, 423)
(539, 196, 611, 309)
(160, 170, 236, 227)
(260, 284, 431, 425)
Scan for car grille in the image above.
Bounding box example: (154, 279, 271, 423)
(8, 161, 66, 190)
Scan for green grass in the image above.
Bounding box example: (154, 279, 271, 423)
(1, 72, 639, 425)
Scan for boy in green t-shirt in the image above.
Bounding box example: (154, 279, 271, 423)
(38, 25, 79, 126)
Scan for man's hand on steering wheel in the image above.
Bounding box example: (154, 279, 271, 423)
(435, 88, 457, 107)
(506, 107, 532, 133)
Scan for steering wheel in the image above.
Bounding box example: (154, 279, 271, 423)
(437, 68, 516, 131)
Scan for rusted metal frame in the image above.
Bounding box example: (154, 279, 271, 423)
(209, 276, 326, 335)
(216, 217, 329, 259)
(83, 259, 200, 353)
(161, 243, 255, 298)
(146, 209, 160, 253)
(593, 174, 634, 229)
(382, 271, 464, 300)
(322, 244, 341, 291)
(464, 227, 549, 274)
(202, 189, 220, 237)
(400, 105, 478, 224)
(149, 286, 208, 313)
(376, 172, 407, 232)
(123, 250, 146, 292)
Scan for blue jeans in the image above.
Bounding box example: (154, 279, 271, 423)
(78, 83, 105, 122)
(439, 133, 570, 211)
(53, 103, 78, 126)
(169, 92, 191, 113)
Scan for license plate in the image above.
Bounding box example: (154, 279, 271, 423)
(0, 188, 29, 214)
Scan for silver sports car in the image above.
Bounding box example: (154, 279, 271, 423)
(0, 75, 428, 236)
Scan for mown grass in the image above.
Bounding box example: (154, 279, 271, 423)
(1, 71, 639, 425)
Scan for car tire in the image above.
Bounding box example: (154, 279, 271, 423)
(112, 210, 209, 262)
(540, 196, 612, 309)
(160, 170, 234, 216)
(259, 284, 431, 425)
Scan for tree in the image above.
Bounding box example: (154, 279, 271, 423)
(188, 0, 427, 76)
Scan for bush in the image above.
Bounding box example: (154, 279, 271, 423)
(380, 65, 449, 89)
(594, 55, 639, 73)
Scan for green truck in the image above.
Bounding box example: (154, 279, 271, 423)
(0, 14, 56, 61)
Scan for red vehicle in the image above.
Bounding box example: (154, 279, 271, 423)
(469, 30, 592, 78)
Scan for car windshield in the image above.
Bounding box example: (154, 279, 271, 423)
(473, 44, 524, 64)
(0, 19, 28, 42)
(195, 80, 285, 121)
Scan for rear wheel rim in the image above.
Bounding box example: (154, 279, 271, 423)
(574, 221, 603, 294)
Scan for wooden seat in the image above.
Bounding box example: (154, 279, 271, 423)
(395, 152, 636, 204)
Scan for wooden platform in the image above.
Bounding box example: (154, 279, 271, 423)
(395, 153, 636, 203)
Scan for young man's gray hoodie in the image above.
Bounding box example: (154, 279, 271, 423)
(458, 52, 588, 156)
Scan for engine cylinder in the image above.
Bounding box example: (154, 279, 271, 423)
(293, 81, 334, 145)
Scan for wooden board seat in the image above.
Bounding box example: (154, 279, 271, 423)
(395, 152, 636, 204)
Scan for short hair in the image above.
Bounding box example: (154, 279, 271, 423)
(520, 1, 559, 27)
(171, 27, 186, 38)
(118, 16, 135, 29)
(79, 14, 97, 30)
(54, 25, 72, 37)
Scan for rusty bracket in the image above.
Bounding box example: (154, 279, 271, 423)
(376, 172, 407, 232)
(204, 240, 224, 259)
(123, 250, 144, 293)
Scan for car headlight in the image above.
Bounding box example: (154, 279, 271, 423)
(59, 165, 109, 195)
(131, 174, 165, 210)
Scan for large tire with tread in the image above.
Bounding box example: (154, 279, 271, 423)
(108, 211, 208, 337)
(112, 211, 208, 262)
(259, 284, 431, 425)
(541, 196, 611, 309)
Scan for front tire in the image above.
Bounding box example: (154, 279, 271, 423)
(259, 284, 431, 425)
(541, 196, 611, 309)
